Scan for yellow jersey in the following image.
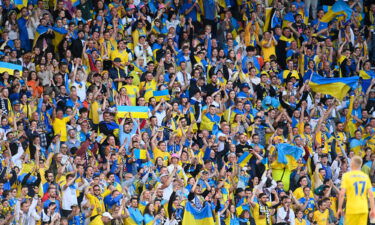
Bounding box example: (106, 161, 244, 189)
(295, 218, 307, 225)
(293, 187, 313, 200)
(139, 80, 157, 101)
(341, 170, 371, 214)
(89, 215, 104, 225)
(313, 209, 329, 225)
(124, 85, 139, 106)
(52, 117, 70, 142)
(110, 49, 129, 65)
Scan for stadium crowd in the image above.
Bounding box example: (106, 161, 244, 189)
(0, 0, 374, 224)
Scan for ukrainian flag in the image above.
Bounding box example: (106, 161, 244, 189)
(117, 106, 149, 119)
(182, 202, 215, 225)
(263, 8, 275, 32)
(309, 74, 359, 100)
(359, 70, 375, 92)
(134, 149, 147, 160)
(321, 0, 352, 23)
(237, 152, 252, 167)
(52, 26, 68, 53)
(72, 0, 80, 7)
(277, 143, 304, 169)
(14, 0, 27, 9)
(349, 138, 365, 156)
(153, 89, 170, 102)
(33, 25, 50, 48)
(0, 62, 23, 76)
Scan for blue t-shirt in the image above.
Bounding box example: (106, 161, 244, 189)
(181, 3, 198, 22)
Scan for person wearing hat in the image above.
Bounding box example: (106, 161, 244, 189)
(89, 212, 113, 225)
(167, 153, 187, 179)
(8, 100, 24, 124)
(109, 56, 127, 91)
(68, 204, 91, 224)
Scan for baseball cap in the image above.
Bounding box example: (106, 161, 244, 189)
(113, 57, 121, 62)
(171, 153, 180, 159)
(102, 212, 114, 220)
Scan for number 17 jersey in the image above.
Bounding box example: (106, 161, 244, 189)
(341, 170, 372, 214)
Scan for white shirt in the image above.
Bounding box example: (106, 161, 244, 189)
(176, 71, 191, 86)
(71, 80, 87, 101)
(276, 206, 295, 225)
(62, 184, 78, 210)
(134, 43, 152, 63)
(11, 144, 24, 169)
(155, 110, 167, 127)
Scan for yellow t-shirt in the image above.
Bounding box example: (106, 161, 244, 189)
(110, 49, 129, 65)
(140, 80, 157, 101)
(341, 170, 371, 214)
(89, 215, 105, 225)
(89, 101, 100, 125)
(124, 85, 139, 106)
(52, 117, 70, 142)
(313, 209, 329, 225)
(293, 187, 314, 200)
(153, 148, 170, 165)
(261, 39, 276, 62)
(295, 218, 307, 225)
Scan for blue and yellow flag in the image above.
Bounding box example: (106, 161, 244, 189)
(309, 74, 359, 100)
(153, 89, 170, 102)
(276, 143, 304, 169)
(263, 8, 275, 32)
(33, 25, 51, 47)
(182, 202, 215, 225)
(0, 62, 23, 76)
(14, 0, 27, 9)
(321, 0, 352, 23)
(117, 106, 149, 119)
(237, 152, 252, 167)
(134, 149, 147, 160)
(72, 0, 80, 7)
(359, 70, 375, 92)
(52, 26, 68, 53)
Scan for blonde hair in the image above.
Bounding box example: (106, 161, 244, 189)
(351, 155, 363, 169)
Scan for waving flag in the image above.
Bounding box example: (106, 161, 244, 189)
(359, 70, 375, 92)
(117, 106, 149, 119)
(14, 0, 27, 9)
(0, 62, 23, 76)
(276, 143, 304, 164)
(238, 152, 252, 167)
(153, 89, 170, 101)
(321, 0, 352, 23)
(134, 149, 147, 160)
(33, 25, 51, 47)
(309, 74, 359, 100)
(52, 26, 68, 53)
(182, 202, 215, 225)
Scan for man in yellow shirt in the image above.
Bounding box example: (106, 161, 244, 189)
(250, 192, 279, 225)
(52, 107, 77, 142)
(313, 199, 329, 225)
(139, 72, 157, 101)
(110, 40, 130, 66)
(124, 76, 139, 106)
(261, 31, 277, 62)
(338, 155, 375, 225)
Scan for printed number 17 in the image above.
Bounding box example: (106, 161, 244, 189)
(354, 181, 366, 196)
